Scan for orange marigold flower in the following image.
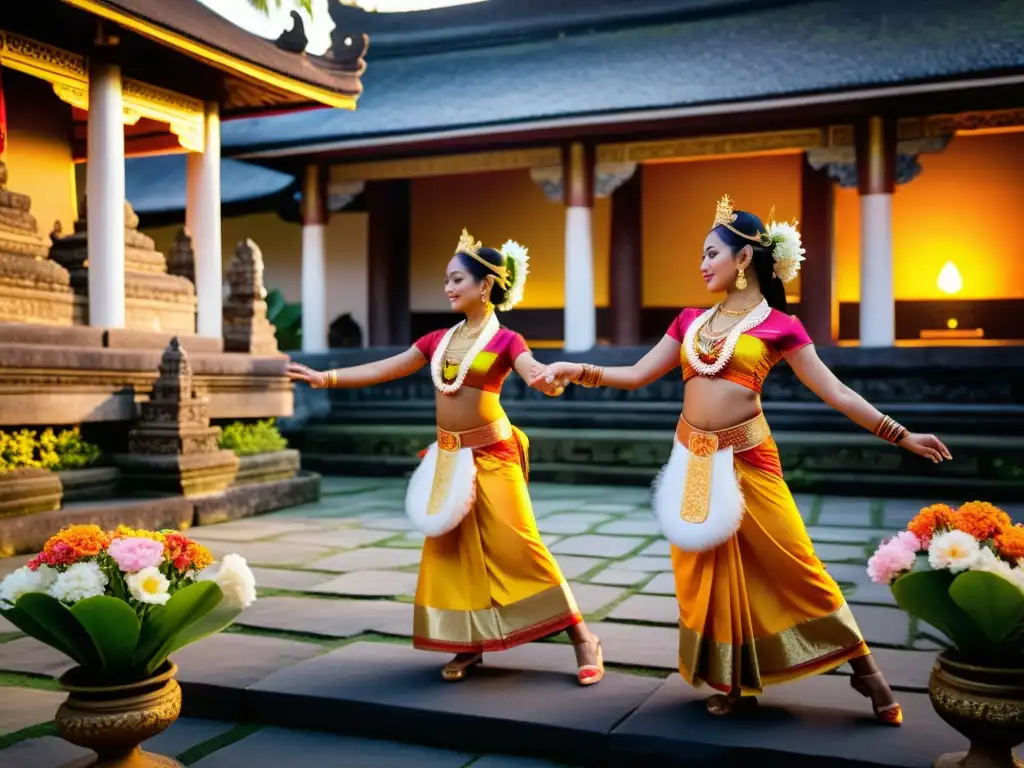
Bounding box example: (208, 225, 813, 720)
(907, 504, 956, 543)
(995, 526, 1024, 560)
(43, 524, 110, 560)
(186, 541, 213, 572)
(954, 501, 1013, 541)
(162, 532, 212, 573)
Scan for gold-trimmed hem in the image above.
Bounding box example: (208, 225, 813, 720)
(678, 602, 866, 693)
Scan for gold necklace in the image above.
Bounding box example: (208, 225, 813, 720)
(718, 300, 761, 317)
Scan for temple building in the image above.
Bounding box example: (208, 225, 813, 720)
(129, 0, 1024, 352)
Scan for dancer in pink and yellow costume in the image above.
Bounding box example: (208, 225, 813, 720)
(532, 196, 951, 721)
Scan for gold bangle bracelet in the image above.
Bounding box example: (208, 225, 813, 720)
(874, 415, 908, 444)
(326, 370, 339, 388)
(575, 363, 605, 388)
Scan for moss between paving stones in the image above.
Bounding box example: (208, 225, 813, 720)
(177, 723, 262, 766)
(0, 670, 61, 692)
(0, 720, 59, 751)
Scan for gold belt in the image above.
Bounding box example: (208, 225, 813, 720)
(437, 417, 513, 452)
(675, 412, 770, 457)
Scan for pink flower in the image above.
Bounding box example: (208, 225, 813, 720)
(107, 537, 165, 573)
(866, 532, 921, 585)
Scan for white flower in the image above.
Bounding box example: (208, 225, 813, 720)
(972, 547, 1010, 576)
(928, 530, 981, 574)
(48, 562, 108, 604)
(0, 565, 57, 610)
(765, 220, 806, 284)
(496, 240, 529, 312)
(126, 567, 171, 606)
(208, 554, 256, 609)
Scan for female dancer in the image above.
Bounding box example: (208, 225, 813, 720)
(531, 196, 950, 722)
(287, 229, 604, 685)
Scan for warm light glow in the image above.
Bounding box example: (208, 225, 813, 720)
(937, 261, 963, 296)
(947, 318, 958, 329)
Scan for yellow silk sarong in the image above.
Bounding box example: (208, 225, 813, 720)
(671, 427, 869, 694)
(413, 421, 582, 653)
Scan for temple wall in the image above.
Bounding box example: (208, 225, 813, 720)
(408, 169, 612, 311)
(1, 70, 77, 237)
(147, 211, 370, 342)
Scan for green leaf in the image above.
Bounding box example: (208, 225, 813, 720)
(265, 289, 287, 319)
(1, 605, 81, 663)
(11, 593, 100, 667)
(949, 570, 1024, 647)
(69, 596, 141, 675)
(162, 601, 242, 661)
(135, 581, 223, 674)
(891, 570, 989, 654)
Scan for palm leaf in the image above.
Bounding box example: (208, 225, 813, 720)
(247, 0, 314, 16)
(9, 594, 100, 668)
(69, 596, 142, 676)
(134, 581, 223, 674)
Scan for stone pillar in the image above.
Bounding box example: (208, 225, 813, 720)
(224, 238, 279, 356)
(856, 116, 896, 347)
(185, 152, 201, 241)
(563, 141, 595, 351)
(85, 60, 125, 328)
(194, 101, 222, 339)
(609, 165, 643, 345)
(799, 158, 837, 346)
(366, 179, 411, 346)
(300, 163, 328, 352)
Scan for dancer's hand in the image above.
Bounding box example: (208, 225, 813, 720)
(901, 433, 952, 463)
(529, 362, 581, 388)
(286, 361, 328, 389)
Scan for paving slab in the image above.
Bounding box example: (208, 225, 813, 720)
(847, 605, 913, 647)
(190, 727, 472, 768)
(553, 555, 606, 580)
(617, 556, 672, 573)
(582, 503, 642, 513)
(597, 519, 661, 536)
(826, 564, 897, 607)
(608, 595, 678, 626)
(638, 540, 670, 557)
(590, 621, 678, 671)
(144, 717, 237, 759)
(536, 513, 612, 535)
(0, 616, 16, 634)
(792, 494, 816, 520)
(567, 583, 627, 616)
(590, 568, 647, 587)
(245, 641, 662, 764)
(277, 528, 397, 549)
(641, 573, 676, 596)
(311, 570, 419, 597)
(807, 527, 886, 545)
(470, 756, 565, 768)
(817, 498, 873, 527)
(174, 633, 324, 719)
(814, 543, 870, 563)
(189, 520, 320, 542)
(362, 516, 415, 531)
(609, 673, 968, 767)
(882, 499, 931, 528)
(0, 637, 74, 677)
(193, 539, 332, 568)
(310, 547, 422, 572)
(551, 535, 646, 558)
(236, 596, 413, 638)
(831, 647, 938, 692)
(248, 567, 333, 593)
(0, 736, 91, 768)
(0, 686, 65, 736)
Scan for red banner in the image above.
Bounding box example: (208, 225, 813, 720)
(0, 67, 7, 156)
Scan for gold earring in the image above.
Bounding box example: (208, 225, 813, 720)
(735, 268, 747, 290)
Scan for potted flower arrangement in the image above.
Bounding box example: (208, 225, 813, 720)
(867, 502, 1024, 768)
(0, 524, 256, 768)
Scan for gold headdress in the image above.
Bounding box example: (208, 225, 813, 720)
(455, 228, 509, 289)
(712, 195, 806, 284)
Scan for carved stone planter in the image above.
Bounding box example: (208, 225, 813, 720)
(928, 652, 1024, 768)
(57, 466, 121, 503)
(56, 661, 183, 767)
(0, 468, 63, 518)
(234, 449, 300, 486)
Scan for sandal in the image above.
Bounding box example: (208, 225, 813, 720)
(850, 671, 903, 726)
(441, 653, 483, 682)
(706, 693, 759, 717)
(574, 636, 604, 686)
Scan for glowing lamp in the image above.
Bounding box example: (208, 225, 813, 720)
(937, 261, 963, 296)
(946, 318, 958, 330)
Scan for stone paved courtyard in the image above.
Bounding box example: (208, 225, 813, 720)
(1, 477, 1020, 766)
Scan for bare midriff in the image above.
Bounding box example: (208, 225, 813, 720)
(434, 387, 507, 434)
(681, 376, 762, 432)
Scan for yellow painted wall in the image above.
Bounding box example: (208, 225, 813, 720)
(409, 169, 611, 311)
(1, 70, 78, 236)
(835, 131, 1024, 302)
(642, 154, 803, 308)
(145, 211, 370, 340)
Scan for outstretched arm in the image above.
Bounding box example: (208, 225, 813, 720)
(529, 335, 682, 391)
(784, 344, 952, 463)
(514, 351, 566, 396)
(287, 347, 427, 389)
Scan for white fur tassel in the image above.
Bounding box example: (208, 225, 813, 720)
(497, 239, 529, 312)
(650, 440, 746, 552)
(405, 444, 477, 538)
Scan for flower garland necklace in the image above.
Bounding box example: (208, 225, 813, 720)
(683, 299, 771, 377)
(430, 313, 500, 396)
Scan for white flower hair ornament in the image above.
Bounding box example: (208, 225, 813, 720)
(764, 220, 806, 284)
(496, 239, 529, 311)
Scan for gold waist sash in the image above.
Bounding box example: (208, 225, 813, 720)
(437, 417, 514, 452)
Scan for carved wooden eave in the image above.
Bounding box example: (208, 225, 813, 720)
(0, 29, 205, 152)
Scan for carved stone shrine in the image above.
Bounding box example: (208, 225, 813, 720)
(49, 199, 197, 333)
(0, 161, 75, 326)
(116, 337, 239, 496)
(165, 227, 195, 284)
(223, 238, 280, 356)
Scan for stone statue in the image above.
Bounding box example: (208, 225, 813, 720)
(223, 238, 280, 356)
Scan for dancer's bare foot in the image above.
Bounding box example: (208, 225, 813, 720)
(850, 671, 902, 726)
(441, 652, 482, 682)
(572, 635, 604, 686)
(706, 693, 759, 716)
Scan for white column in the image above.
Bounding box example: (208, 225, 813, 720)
(185, 152, 201, 239)
(857, 116, 896, 347)
(194, 101, 222, 338)
(301, 164, 328, 352)
(562, 142, 596, 352)
(86, 61, 126, 328)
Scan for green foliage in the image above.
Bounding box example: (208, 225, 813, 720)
(218, 419, 288, 456)
(0, 428, 101, 473)
(247, 0, 314, 16)
(266, 289, 302, 351)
